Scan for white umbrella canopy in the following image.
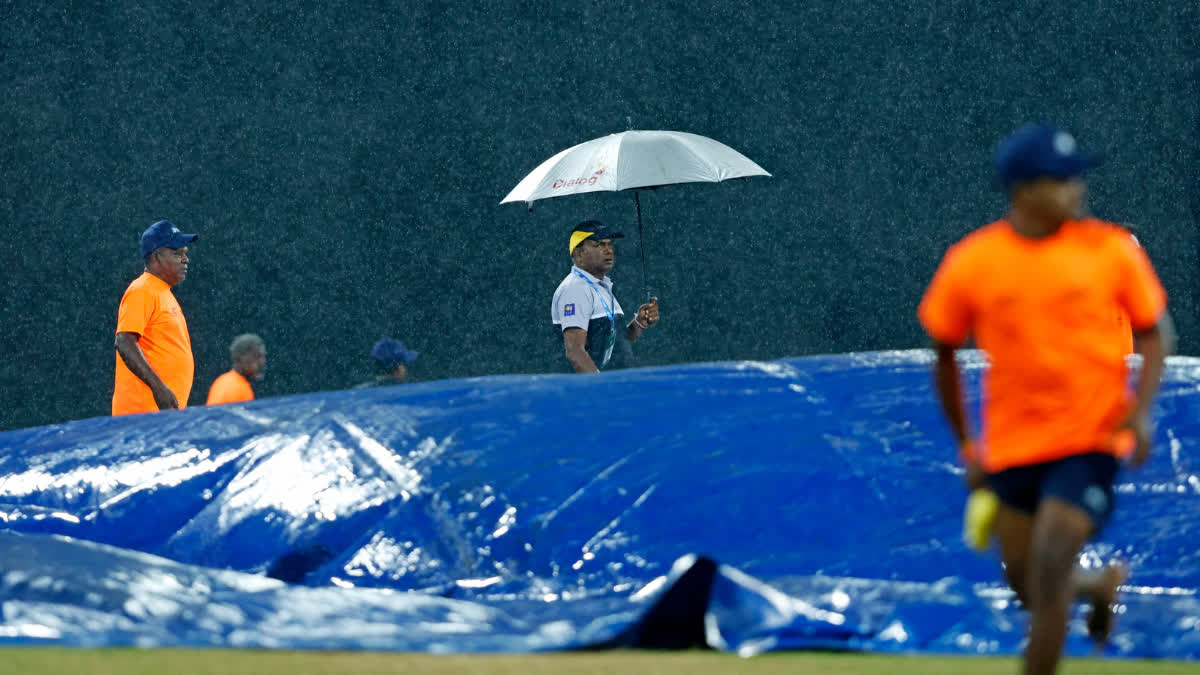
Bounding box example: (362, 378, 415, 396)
(500, 130, 770, 205)
(501, 130, 770, 299)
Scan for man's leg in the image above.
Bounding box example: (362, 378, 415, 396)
(992, 502, 1035, 605)
(1023, 496, 1094, 675)
(1070, 561, 1127, 643)
(991, 498, 1124, 635)
(1049, 453, 1125, 646)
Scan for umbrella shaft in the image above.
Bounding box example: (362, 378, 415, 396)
(635, 191, 648, 301)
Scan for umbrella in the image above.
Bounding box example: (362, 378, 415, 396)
(500, 130, 770, 298)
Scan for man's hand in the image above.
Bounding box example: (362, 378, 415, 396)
(636, 297, 659, 328)
(627, 297, 659, 343)
(1121, 410, 1153, 468)
(152, 383, 180, 410)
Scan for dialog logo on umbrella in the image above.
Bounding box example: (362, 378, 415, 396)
(552, 176, 599, 189)
(553, 162, 607, 189)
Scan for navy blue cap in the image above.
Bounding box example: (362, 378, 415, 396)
(994, 123, 1100, 190)
(569, 220, 624, 254)
(371, 338, 418, 370)
(140, 220, 198, 258)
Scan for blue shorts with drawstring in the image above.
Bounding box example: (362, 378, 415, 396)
(985, 452, 1121, 533)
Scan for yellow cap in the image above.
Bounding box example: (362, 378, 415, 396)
(569, 230, 594, 254)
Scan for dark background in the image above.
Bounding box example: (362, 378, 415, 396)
(1, 1, 1197, 431)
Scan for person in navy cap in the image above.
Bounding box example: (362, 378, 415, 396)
(919, 124, 1174, 675)
(551, 220, 660, 373)
(112, 219, 199, 415)
(356, 337, 419, 387)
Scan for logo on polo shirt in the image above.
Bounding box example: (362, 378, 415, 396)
(1082, 485, 1108, 515)
(564, 303, 575, 317)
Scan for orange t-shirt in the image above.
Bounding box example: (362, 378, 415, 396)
(112, 272, 194, 415)
(207, 370, 255, 405)
(918, 219, 1166, 472)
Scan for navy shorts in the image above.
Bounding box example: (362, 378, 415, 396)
(985, 452, 1121, 533)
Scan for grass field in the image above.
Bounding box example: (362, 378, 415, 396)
(0, 649, 1192, 675)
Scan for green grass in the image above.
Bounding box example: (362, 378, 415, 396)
(0, 649, 1192, 675)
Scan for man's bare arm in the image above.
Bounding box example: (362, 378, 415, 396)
(115, 332, 179, 409)
(933, 342, 969, 445)
(1126, 315, 1171, 466)
(933, 341, 983, 487)
(562, 328, 599, 374)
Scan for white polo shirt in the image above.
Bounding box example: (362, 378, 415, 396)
(551, 266, 626, 369)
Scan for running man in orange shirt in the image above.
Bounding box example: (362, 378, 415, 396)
(112, 220, 199, 415)
(918, 124, 1171, 675)
(207, 334, 267, 405)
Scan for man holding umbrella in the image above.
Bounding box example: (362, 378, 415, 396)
(551, 221, 659, 373)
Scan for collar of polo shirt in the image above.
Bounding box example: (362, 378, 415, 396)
(572, 265, 611, 285)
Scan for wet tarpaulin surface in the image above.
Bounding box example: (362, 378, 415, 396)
(0, 351, 1197, 657)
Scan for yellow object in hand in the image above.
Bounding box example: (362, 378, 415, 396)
(963, 488, 999, 552)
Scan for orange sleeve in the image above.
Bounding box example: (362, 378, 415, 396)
(1114, 235, 1167, 331)
(116, 283, 154, 336)
(918, 243, 974, 346)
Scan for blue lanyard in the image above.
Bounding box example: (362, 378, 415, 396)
(573, 269, 618, 367)
(573, 269, 615, 325)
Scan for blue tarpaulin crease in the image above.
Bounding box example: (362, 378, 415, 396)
(0, 351, 1196, 657)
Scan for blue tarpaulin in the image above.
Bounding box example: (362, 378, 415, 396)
(0, 351, 1197, 657)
